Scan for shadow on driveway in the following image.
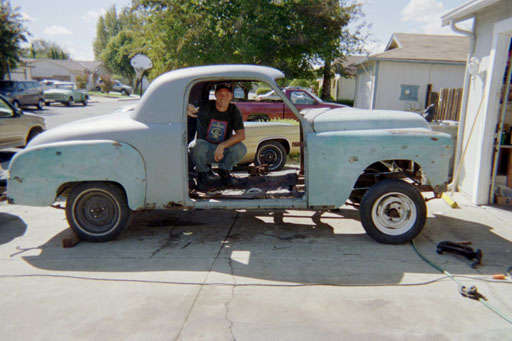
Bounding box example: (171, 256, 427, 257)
(21, 208, 512, 285)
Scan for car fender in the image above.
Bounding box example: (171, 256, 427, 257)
(8, 140, 146, 210)
(306, 129, 453, 207)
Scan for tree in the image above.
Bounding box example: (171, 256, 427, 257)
(135, 0, 366, 83)
(93, 5, 139, 60)
(100, 30, 136, 84)
(0, 0, 28, 79)
(25, 39, 70, 60)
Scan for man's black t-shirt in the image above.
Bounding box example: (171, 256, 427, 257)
(196, 100, 244, 144)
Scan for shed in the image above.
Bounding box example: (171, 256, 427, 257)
(353, 33, 469, 112)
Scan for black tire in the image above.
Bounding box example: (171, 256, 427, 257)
(66, 182, 132, 242)
(25, 128, 41, 145)
(36, 99, 44, 110)
(45, 102, 51, 106)
(121, 89, 128, 96)
(82, 96, 88, 106)
(66, 97, 73, 106)
(12, 100, 20, 110)
(254, 140, 287, 171)
(359, 179, 426, 244)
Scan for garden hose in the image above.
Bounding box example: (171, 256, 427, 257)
(410, 240, 512, 324)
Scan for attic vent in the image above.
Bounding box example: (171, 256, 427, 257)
(387, 41, 399, 51)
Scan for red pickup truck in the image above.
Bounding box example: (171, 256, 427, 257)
(234, 88, 347, 121)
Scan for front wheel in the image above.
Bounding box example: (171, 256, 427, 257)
(66, 182, 132, 242)
(359, 179, 426, 244)
(254, 140, 287, 171)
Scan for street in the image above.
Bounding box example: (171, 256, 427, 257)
(0, 97, 511, 339)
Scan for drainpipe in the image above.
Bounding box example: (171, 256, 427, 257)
(448, 19, 475, 190)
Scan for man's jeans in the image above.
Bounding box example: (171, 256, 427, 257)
(189, 139, 247, 172)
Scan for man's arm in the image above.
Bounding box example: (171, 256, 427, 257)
(214, 129, 245, 162)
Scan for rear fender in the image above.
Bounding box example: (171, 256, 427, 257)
(7, 140, 146, 210)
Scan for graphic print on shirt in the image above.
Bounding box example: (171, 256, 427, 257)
(207, 119, 227, 143)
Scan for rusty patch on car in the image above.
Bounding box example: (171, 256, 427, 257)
(349, 156, 359, 163)
(112, 141, 122, 148)
(431, 137, 438, 141)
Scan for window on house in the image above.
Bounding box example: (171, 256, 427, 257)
(399, 84, 419, 101)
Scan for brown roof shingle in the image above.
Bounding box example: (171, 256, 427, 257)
(369, 33, 469, 63)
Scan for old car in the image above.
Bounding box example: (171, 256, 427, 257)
(7, 65, 453, 245)
(234, 87, 346, 121)
(241, 121, 300, 171)
(44, 82, 89, 106)
(0, 80, 45, 110)
(0, 95, 45, 150)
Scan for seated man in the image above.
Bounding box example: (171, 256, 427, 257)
(188, 82, 247, 190)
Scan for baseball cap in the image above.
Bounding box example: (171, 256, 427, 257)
(215, 82, 233, 92)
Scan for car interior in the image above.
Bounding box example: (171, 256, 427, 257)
(186, 80, 305, 201)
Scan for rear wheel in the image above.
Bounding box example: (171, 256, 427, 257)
(66, 97, 73, 106)
(359, 179, 426, 244)
(255, 140, 287, 171)
(66, 182, 131, 242)
(121, 89, 128, 96)
(36, 99, 44, 110)
(82, 96, 88, 106)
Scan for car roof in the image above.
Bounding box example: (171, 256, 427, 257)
(133, 64, 285, 124)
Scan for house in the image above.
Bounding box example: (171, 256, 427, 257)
(10, 58, 109, 90)
(441, 0, 512, 205)
(28, 59, 109, 90)
(353, 33, 469, 112)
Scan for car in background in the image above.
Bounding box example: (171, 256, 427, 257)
(39, 79, 60, 91)
(235, 87, 346, 121)
(44, 82, 89, 106)
(95, 79, 133, 96)
(241, 121, 300, 171)
(0, 95, 45, 150)
(0, 80, 44, 110)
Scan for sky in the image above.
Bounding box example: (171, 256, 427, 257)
(12, 0, 472, 61)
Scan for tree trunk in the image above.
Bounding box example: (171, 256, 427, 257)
(321, 59, 332, 100)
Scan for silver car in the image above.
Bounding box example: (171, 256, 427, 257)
(0, 95, 45, 150)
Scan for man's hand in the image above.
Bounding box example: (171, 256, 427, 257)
(214, 144, 226, 162)
(187, 104, 199, 118)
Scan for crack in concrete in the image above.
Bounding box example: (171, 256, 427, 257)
(225, 256, 236, 340)
(175, 212, 239, 341)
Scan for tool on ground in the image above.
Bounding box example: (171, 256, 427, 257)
(436, 241, 482, 268)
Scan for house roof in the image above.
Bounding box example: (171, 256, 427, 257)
(441, 0, 502, 26)
(21, 58, 103, 73)
(365, 33, 469, 64)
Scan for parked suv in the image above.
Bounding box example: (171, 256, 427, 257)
(95, 79, 133, 96)
(0, 80, 45, 110)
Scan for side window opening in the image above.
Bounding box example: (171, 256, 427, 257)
(186, 79, 305, 201)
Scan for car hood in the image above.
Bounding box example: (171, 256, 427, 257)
(303, 107, 430, 133)
(27, 111, 142, 147)
(44, 89, 72, 94)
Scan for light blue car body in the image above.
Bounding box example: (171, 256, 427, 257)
(7, 65, 452, 212)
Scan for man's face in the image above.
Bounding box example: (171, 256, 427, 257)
(215, 88, 233, 111)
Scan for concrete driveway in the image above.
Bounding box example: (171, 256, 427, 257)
(0, 193, 511, 340)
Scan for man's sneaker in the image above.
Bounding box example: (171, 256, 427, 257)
(217, 169, 247, 187)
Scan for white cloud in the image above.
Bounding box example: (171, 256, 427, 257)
(20, 12, 35, 23)
(401, 0, 449, 34)
(83, 9, 106, 24)
(43, 25, 73, 36)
